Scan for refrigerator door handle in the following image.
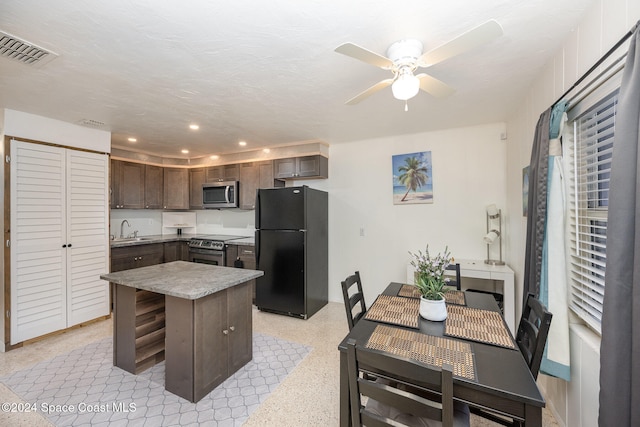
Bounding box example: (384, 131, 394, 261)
(255, 231, 260, 267)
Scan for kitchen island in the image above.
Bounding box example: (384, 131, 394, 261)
(100, 261, 263, 402)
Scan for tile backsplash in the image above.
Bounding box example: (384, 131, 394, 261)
(110, 209, 255, 238)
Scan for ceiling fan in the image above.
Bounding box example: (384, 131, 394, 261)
(335, 20, 503, 109)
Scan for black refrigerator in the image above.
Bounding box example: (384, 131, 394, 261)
(255, 186, 328, 319)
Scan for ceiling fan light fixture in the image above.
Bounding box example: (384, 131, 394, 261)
(391, 71, 420, 101)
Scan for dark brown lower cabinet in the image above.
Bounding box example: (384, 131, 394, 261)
(113, 280, 252, 403)
(163, 241, 190, 262)
(110, 243, 164, 272)
(236, 245, 257, 302)
(165, 281, 252, 402)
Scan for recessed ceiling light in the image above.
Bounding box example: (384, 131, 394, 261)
(189, 124, 199, 130)
(128, 137, 137, 142)
(210, 155, 219, 160)
(239, 141, 247, 146)
(181, 149, 189, 154)
(263, 148, 270, 153)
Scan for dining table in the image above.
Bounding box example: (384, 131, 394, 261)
(338, 282, 545, 427)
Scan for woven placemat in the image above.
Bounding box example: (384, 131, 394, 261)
(444, 290, 466, 306)
(364, 294, 419, 329)
(366, 324, 476, 381)
(445, 305, 516, 349)
(397, 285, 466, 306)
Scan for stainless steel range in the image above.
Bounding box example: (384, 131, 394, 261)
(188, 234, 246, 266)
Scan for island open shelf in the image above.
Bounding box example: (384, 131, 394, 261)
(101, 261, 264, 403)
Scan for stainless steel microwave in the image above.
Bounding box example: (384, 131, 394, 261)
(202, 181, 239, 208)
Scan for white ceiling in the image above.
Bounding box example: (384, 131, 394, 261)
(0, 0, 595, 159)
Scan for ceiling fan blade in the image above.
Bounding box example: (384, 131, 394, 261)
(417, 19, 503, 67)
(335, 43, 394, 69)
(345, 78, 394, 105)
(416, 73, 455, 98)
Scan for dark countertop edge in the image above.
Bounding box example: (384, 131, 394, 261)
(110, 234, 255, 248)
(100, 261, 263, 299)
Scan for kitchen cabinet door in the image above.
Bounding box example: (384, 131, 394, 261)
(225, 245, 238, 267)
(226, 281, 252, 374)
(206, 164, 239, 182)
(120, 161, 145, 208)
(259, 160, 278, 188)
(239, 162, 259, 210)
(239, 160, 280, 210)
(163, 168, 189, 209)
(236, 245, 257, 303)
(111, 244, 164, 272)
(189, 168, 205, 209)
(163, 241, 190, 262)
(273, 155, 328, 179)
(144, 165, 164, 209)
(111, 159, 121, 208)
(297, 155, 328, 178)
(168, 281, 252, 401)
(273, 157, 296, 179)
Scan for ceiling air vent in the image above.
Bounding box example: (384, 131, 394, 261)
(77, 119, 107, 128)
(0, 30, 58, 66)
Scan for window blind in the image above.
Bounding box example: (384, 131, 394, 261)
(566, 89, 618, 334)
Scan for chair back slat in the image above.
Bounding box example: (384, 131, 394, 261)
(359, 379, 443, 421)
(445, 263, 462, 290)
(346, 338, 460, 427)
(441, 364, 454, 426)
(469, 294, 553, 426)
(516, 293, 553, 379)
(342, 272, 367, 330)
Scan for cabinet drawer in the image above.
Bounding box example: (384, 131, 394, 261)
(236, 246, 256, 268)
(111, 243, 164, 272)
(237, 246, 255, 258)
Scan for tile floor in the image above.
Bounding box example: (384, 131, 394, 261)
(0, 302, 561, 426)
(1, 334, 310, 426)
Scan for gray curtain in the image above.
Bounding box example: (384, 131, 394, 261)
(523, 108, 551, 302)
(599, 22, 640, 427)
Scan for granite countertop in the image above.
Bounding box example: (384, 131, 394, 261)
(100, 261, 263, 299)
(231, 237, 255, 245)
(110, 234, 255, 248)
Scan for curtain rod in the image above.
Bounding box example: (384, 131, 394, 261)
(554, 22, 638, 107)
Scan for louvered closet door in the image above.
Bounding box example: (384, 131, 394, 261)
(66, 150, 109, 326)
(10, 141, 67, 343)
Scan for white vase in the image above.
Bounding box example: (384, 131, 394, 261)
(419, 297, 447, 321)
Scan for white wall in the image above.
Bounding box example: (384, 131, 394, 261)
(504, 1, 640, 425)
(4, 109, 110, 153)
(321, 123, 508, 306)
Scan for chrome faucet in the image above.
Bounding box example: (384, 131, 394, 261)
(120, 219, 130, 239)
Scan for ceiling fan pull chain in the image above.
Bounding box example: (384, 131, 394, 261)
(404, 101, 409, 112)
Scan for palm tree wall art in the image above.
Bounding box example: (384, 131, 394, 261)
(392, 151, 433, 204)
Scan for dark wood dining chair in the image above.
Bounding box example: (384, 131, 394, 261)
(346, 338, 470, 427)
(469, 293, 553, 426)
(445, 263, 462, 290)
(341, 271, 367, 331)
